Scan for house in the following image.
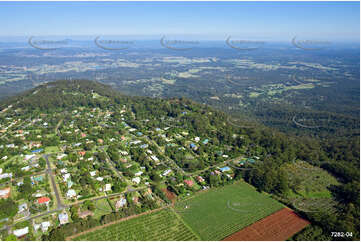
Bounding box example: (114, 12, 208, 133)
(189, 143, 197, 150)
(194, 137, 200, 142)
(119, 151, 128, 156)
(67, 180, 74, 188)
(13, 227, 29, 238)
(115, 197, 127, 210)
(63, 173, 71, 181)
(132, 196, 140, 204)
(0, 168, 2, 174)
(57, 154, 67, 160)
(214, 170, 221, 175)
(60, 168, 68, 174)
(78, 151, 86, 156)
(58, 212, 69, 225)
(0, 187, 10, 199)
(162, 169, 172, 176)
(184, 180, 194, 187)
(150, 155, 159, 163)
(79, 210, 93, 219)
(219, 166, 231, 172)
(0, 173, 12, 180)
(33, 223, 41, 232)
(41, 221, 51, 232)
(96, 177, 104, 182)
(202, 139, 209, 145)
(140, 144, 148, 149)
(18, 203, 28, 213)
(89, 171, 96, 177)
(104, 184, 111, 192)
(66, 189, 76, 198)
(134, 171, 143, 177)
(196, 176, 205, 183)
(21, 166, 30, 171)
(146, 149, 152, 154)
(37, 197, 50, 205)
(132, 177, 141, 185)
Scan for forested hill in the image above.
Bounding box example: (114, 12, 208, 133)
(1, 79, 359, 240)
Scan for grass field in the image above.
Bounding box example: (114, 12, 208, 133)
(174, 182, 284, 240)
(282, 161, 339, 198)
(72, 209, 199, 241)
(93, 198, 113, 219)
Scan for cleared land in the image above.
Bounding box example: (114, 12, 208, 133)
(223, 208, 310, 241)
(282, 161, 339, 198)
(71, 208, 199, 241)
(174, 182, 284, 240)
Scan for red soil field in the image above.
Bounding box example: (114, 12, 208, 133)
(162, 188, 177, 203)
(223, 208, 310, 241)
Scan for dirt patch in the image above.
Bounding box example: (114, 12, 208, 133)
(223, 208, 310, 241)
(162, 188, 177, 203)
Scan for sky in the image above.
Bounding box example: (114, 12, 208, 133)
(0, 1, 359, 42)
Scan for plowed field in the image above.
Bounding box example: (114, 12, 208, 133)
(223, 208, 310, 241)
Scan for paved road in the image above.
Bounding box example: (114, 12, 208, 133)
(43, 154, 65, 210)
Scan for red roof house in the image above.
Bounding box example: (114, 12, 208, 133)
(184, 180, 194, 187)
(78, 151, 86, 156)
(37, 197, 50, 205)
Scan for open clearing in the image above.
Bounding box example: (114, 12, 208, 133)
(174, 182, 284, 240)
(223, 208, 310, 241)
(72, 208, 199, 241)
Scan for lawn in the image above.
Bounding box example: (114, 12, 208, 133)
(72, 208, 199, 241)
(93, 198, 113, 219)
(174, 182, 284, 240)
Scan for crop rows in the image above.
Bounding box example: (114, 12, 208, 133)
(73, 209, 199, 241)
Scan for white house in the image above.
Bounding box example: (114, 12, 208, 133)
(18, 203, 28, 213)
(63, 173, 70, 181)
(115, 197, 127, 210)
(120, 151, 128, 156)
(134, 171, 143, 177)
(60, 168, 68, 174)
(58, 212, 69, 225)
(0, 173, 12, 180)
(41, 221, 51, 232)
(132, 177, 141, 184)
(150, 155, 159, 163)
(194, 137, 200, 142)
(13, 227, 29, 238)
(89, 171, 96, 177)
(162, 169, 172, 176)
(66, 189, 76, 198)
(96, 177, 103, 182)
(104, 184, 112, 192)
